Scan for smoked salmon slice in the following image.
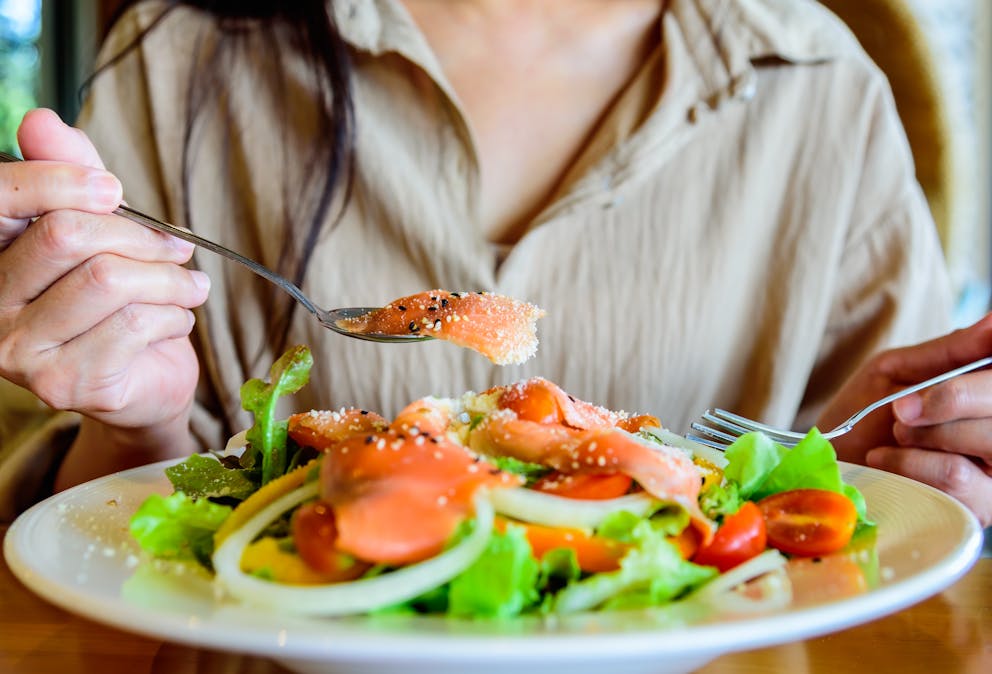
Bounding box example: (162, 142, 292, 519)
(288, 408, 389, 450)
(336, 290, 545, 365)
(319, 429, 522, 565)
(469, 413, 714, 544)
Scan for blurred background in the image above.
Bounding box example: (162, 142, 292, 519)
(1, 0, 990, 323)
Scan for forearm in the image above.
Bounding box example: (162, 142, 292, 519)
(54, 412, 198, 492)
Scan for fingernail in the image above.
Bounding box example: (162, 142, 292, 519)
(190, 270, 211, 292)
(87, 171, 122, 207)
(893, 394, 922, 422)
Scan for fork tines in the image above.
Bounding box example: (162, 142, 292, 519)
(689, 408, 806, 450)
(686, 410, 746, 449)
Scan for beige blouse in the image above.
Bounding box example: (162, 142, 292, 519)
(0, 0, 953, 520)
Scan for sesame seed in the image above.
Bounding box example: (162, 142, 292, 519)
(397, 305, 406, 311)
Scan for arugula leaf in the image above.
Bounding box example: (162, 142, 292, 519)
(165, 454, 257, 501)
(240, 345, 313, 484)
(487, 455, 552, 485)
(129, 492, 232, 566)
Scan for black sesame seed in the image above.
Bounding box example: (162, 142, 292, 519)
(409, 321, 419, 332)
(440, 298, 449, 307)
(397, 305, 406, 311)
(364, 436, 374, 444)
(568, 395, 576, 402)
(451, 292, 461, 298)
(433, 319, 442, 330)
(429, 436, 439, 444)
(428, 306, 437, 312)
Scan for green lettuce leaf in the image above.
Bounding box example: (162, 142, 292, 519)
(241, 345, 313, 484)
(129, 492, 232, 566)
(447, 525, 541, 618)
(551, 516, 715, 613)
(723, 432, 785, 498)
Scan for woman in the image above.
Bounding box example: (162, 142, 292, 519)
(0, 0, 988, 525)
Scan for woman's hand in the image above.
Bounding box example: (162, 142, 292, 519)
(820, 314, 992, 526)
(0, 109, 210, 488)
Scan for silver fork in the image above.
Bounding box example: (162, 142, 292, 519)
(0, 151, 430, 343)
(687, 355, 992, 449)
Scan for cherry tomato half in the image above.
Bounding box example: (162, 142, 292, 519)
(292, 501, 371, 581)
(532, 472, 634, 500)
(499, 382, 564, 424)
(758, 488, 858, 557)
(691, 501, 766, 572)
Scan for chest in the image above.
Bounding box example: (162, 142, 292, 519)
(401, 2, 664, 244)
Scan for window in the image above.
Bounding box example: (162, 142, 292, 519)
(906, 0, 992, 323)
(0, 0, 41, 154)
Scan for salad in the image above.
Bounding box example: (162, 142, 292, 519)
(129, 345, 873, 618)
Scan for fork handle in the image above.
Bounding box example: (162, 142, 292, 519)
(0, 151, 322, 320)
(840, 355, 992, 430)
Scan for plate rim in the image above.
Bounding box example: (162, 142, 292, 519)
(3, 458, 984, 665)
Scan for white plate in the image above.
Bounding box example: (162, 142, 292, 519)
(4, 460, 983, 674)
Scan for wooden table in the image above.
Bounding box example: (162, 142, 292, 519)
(1, 524, 989, 674)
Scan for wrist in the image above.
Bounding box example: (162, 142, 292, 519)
(54, 412, 197, 491)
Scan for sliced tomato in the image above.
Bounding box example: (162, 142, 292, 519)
(532, 472, 634, 500)
(291, 501, 372, 581)
(499, 381, 564, 424)
(691, 501, 766, 572)
(758, 489, 858, 557)
(495, 517, 629, 573)
(668, 525, 701, 560)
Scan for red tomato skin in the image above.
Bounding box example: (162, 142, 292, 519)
(500, 385, 563, 424)
(691, 501, 767, 573)
(532, 472, 634, 500)
(758, 489, 858, 557)
(291, 501, 370, 581)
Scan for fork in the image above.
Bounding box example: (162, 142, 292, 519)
(687, 355, 992, 449)
(0, 151, 430, 343)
